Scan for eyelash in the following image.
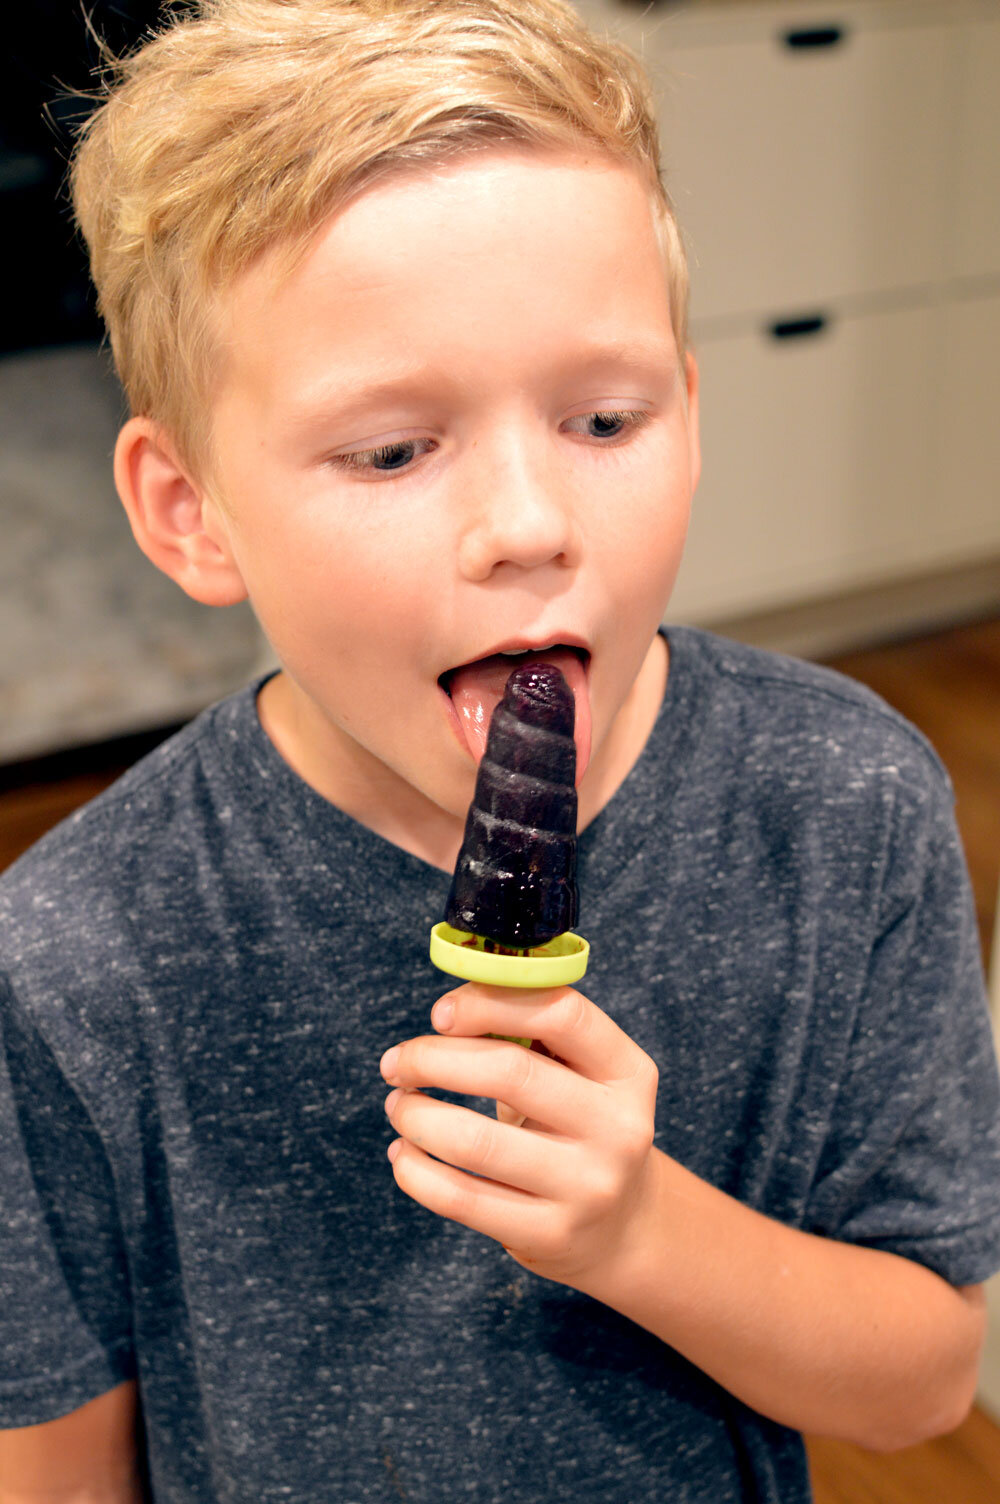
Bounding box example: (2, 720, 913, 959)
(327, 408, 652, 477)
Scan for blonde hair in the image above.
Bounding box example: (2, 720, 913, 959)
(70, 0, 690, 480)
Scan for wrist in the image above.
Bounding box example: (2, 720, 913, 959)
(569, 1145, 675, 1308)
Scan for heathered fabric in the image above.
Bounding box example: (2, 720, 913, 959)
(2, 625, 999, 1503)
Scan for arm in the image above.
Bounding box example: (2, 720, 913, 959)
(584, 1144, 987, 1452)
(0, 1380, 145, 1504)
(380, 983, 988, 1453)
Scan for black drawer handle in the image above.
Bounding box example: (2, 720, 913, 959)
(783, 25, 847, 50)
(768, 314, 830, 341)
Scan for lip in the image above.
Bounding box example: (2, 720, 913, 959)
(437, 633, 592, 690)
(437, 635, 593, 778)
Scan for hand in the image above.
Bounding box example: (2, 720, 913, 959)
(379, 983, 659, 1288)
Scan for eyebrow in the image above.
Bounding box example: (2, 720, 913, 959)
(289, 337, 677, 429)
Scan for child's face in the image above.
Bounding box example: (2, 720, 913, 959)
(205, 146, 698, 829)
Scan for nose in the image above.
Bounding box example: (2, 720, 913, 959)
(455, 429, 583, 581)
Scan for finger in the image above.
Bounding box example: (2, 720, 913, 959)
(497, 1041, 550, 1127)
(385, 1089, 572, 1199)
(496, 1100, 527, 1128)
(388, 1137, 549, 1250)
(432, 983, 654, 1088)
(382, 1033, 594, 1138)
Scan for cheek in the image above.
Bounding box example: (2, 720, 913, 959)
(599, 460, 690, 592)
(230, 479, 425, 641)
(649, 487, 692, 573)
(645, 437, 693, 560)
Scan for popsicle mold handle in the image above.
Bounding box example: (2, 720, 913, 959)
(429, 921, 589, 989)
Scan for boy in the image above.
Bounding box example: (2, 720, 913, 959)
(1, 1, 998, 1500)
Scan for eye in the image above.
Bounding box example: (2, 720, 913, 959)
(325, 409, 651, 479)
(327, 438, 434, 475)
(569, 409, 652, 442)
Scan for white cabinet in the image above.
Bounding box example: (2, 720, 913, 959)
(574, 0, 1000, 623)
(658, 14, 954, 320)
(939, 292, 1000, 543)
(670, 303, 941, 619)
(952, 18, 1000, 280)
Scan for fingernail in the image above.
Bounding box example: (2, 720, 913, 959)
(384, 1088, 403, 1116)
(380, 1045, 401, 1081)
(433, 998, 455, 1031)
(387, 1139, 402, 1163)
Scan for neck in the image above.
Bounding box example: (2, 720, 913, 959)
(257, 672, 466, 871)
(256, 631, 669, 873)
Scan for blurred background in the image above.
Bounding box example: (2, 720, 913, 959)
(2, 2, 999, 1499)
(2, 1, 266, 766)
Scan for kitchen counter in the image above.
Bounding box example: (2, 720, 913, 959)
(0, 344, 267, 764)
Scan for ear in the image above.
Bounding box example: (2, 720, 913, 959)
(113, 416, 249, 606)
(683, 348, 702, 497)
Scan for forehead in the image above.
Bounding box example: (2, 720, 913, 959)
(217, 147, 676, 407)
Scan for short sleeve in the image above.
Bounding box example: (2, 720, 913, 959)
(0, 973, 136, 1426)
(804, 765, 1000, 1286)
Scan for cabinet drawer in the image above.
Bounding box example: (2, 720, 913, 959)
(654, 13, 955, 321)
(669, 303, 944, 621)
(952, 19, 1000, 279)
(938, 293, 1000, 548)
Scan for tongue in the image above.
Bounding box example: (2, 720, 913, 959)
(448, 647, 592, 784)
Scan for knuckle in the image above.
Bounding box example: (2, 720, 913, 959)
(438, 1175, 476, 1227)
(586, 1161, 622, 1216)
(553, 987, 588, 1036)
(621, 1108, 655, 1161)
(627, 1052, 659, 1102)
(621, 1057, 659, 1123)
(467, 1114, 497, 1173)
(501, 1042, 534, 1096)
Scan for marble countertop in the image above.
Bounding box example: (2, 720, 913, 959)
(0, 344, 270, 764)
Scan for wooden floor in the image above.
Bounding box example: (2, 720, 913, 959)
(807, 1404, 1000, 1504)
(824, 617, 1000, 975)
(2, 615, 1000, 1501)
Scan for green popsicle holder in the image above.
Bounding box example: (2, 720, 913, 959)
(429, 921, 589, 989)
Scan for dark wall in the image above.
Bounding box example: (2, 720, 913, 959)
(4, 4, 166, 356)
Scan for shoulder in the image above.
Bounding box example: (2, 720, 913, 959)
(667, 625, 952, 812)
(659, 626, 961, 915)
(0, 685, 255, 1005)
(4, 708, 213, 893)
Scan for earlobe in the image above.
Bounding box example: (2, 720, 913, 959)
(113, 417, 249, 607)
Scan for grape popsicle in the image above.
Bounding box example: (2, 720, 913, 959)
(429, 662, 590, 991)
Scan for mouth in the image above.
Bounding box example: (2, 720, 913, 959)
(438, 638, 593, 784)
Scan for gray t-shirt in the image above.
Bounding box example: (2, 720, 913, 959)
(2, 626, 999, 1503)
